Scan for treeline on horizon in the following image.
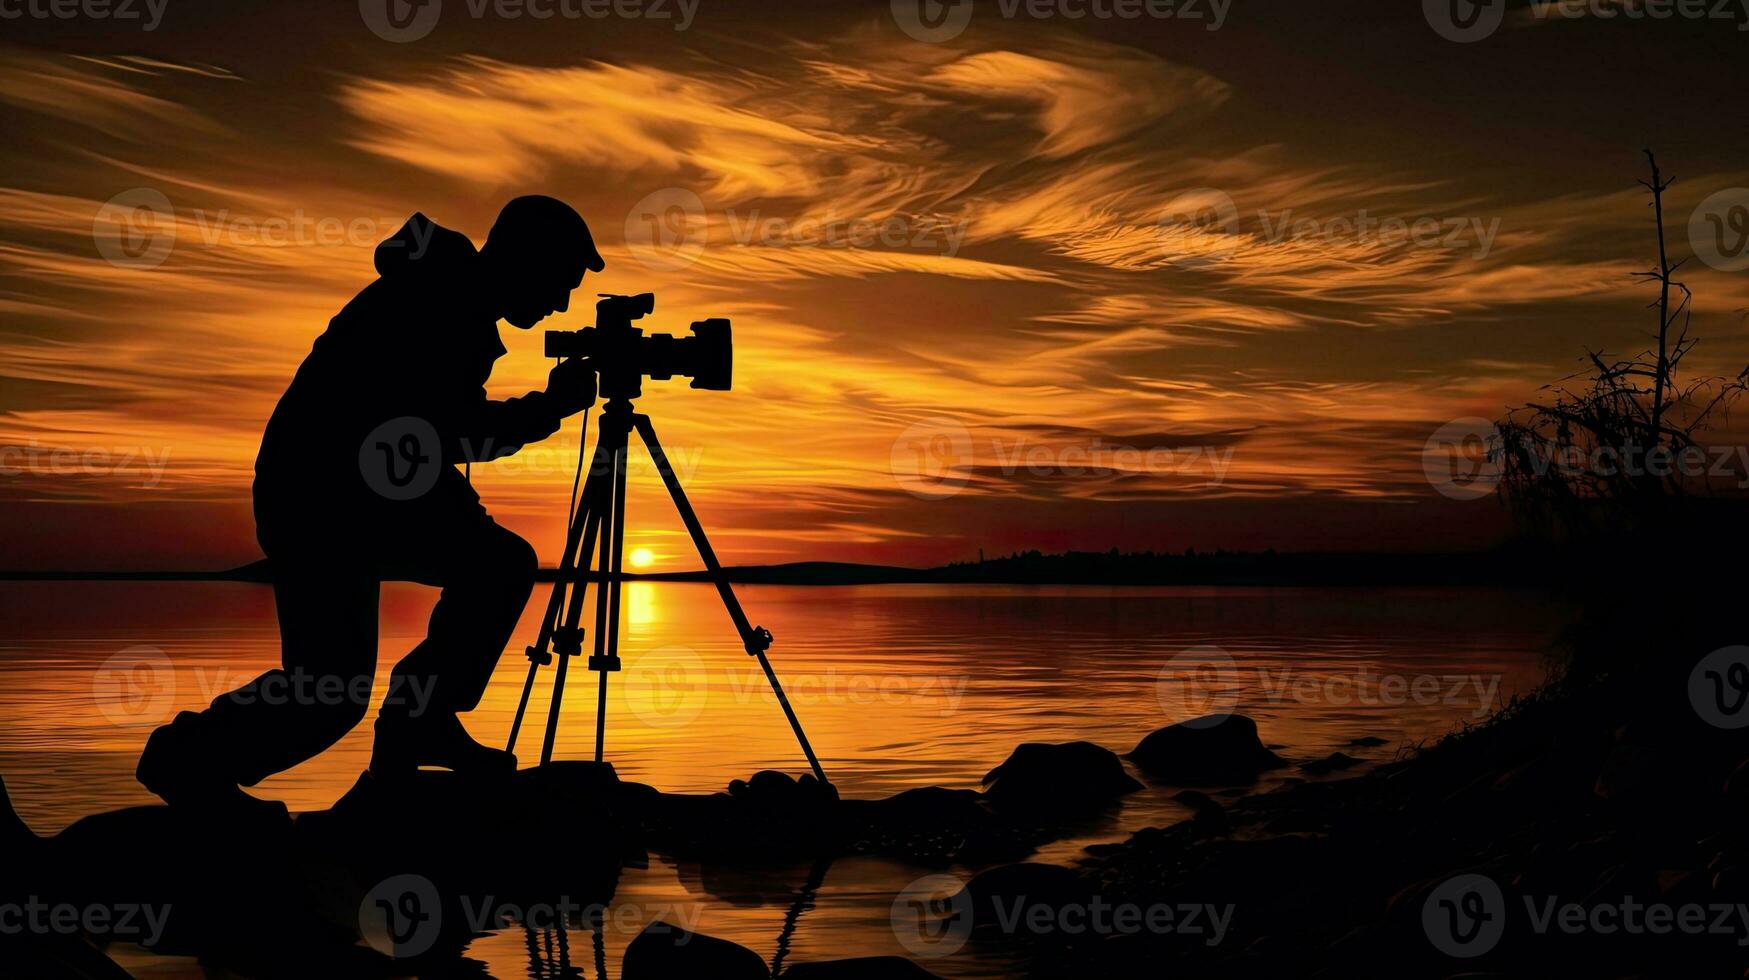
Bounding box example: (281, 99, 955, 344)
(922, 546, 1528, 586)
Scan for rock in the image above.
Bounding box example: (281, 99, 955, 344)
(615, 778, 664, 816)
(650, 792, 825, 861)
(727, 770, 838, 811)
(0, 775, 39, 852)
(963, 861, 1087, 898)
(622, 922, 768, 980)
(645, 771, 849, 862)
(30, 800, 392, 969)
(1173, 789, 1227, 819)
(1172, 789, 1222, 812)
(1300, 752, 1360, 776)
(326, 763, 621, 835)
(981, 741, 1141, 813)
(525, 759, 623, 804)
(1171, 789, 1230, 835)
(1126, 715, 1288, 785)
(958, 863, 1099, 931)
(782, 956, 944, 978)
(852, 785, 994, 842)
(308, 767, 627, 899)
(842, 786, 1030, 865)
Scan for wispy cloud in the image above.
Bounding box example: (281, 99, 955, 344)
(0, 17, 1740, 566)
(0, 49, 224, 141)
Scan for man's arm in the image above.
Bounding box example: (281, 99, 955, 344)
(450, 390, 562, 462)
(447, 359, 595, 462)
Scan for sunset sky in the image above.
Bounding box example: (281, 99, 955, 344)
(2, 1, 1746, 570)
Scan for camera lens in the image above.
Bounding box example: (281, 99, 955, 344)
(543, 298, 729, 391)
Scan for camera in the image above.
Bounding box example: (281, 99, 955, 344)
(545, 293, 732, 398)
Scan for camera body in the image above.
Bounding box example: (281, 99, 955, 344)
(545, 293, 732, 401)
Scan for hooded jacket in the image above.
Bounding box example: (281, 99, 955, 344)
(254, 213, 564, 524)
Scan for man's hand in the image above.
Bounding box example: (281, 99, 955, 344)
(546, 358, 597, 417)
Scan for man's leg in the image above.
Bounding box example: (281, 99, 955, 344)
(137, 560, 378, 808)
(372, 503, 536, 775)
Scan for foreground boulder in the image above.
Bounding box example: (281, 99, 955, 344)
(648, 774, 1031, 865)
(1300, 751, 1360, 775)
(0, 776, 33, 850)
(2, 756, 1103, 975)
(727, 769, 839, 811)
(1126, 715, 1287, 785)
(10, 796, 393, 974)
(981, 741, 1142, 814)
(956, 862, 1102, 932)
(1171, 790, 1231, 836)
(841, 786, 1033, 865)
(622, 922, 768, 980)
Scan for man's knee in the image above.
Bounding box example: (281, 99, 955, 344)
(444, 524, 536, 602)
(484, 526, 538, 582)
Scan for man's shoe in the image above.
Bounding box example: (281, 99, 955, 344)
(371, 712, 517, 778)
(136, 712, 290, 822)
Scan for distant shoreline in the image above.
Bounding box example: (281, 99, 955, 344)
(0, 550, 1541, 587)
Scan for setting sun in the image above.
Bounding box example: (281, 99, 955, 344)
(628, 547, 655, 569)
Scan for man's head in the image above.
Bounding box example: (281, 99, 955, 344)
(481, 195, 605, 329)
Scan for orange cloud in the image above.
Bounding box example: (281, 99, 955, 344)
(1, 21, 1740, 568)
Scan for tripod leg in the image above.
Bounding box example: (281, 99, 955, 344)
(505, 659, 540, 756)
(543, 407, 631, 766)
(538, 503, 605, 766)
(594, 437, 628, 763)
(507, 424, 615, 754)
(632, 413, 830, 785)
(508, 502, 591, 756)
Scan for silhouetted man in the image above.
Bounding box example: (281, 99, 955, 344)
(136, 196, 603, 815)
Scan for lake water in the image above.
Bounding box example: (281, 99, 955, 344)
(0, 581, 1565, 978)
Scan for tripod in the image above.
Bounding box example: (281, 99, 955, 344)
(503, 393, 828, 785)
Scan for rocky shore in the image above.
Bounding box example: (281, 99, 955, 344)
(0, 708, 1331, 978)
(5, 632, 1744, 978)
(967, 657, 1749, 978)
(594, 651, 1749, 980)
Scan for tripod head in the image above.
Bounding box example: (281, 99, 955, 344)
(545, 293, 732, 402)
